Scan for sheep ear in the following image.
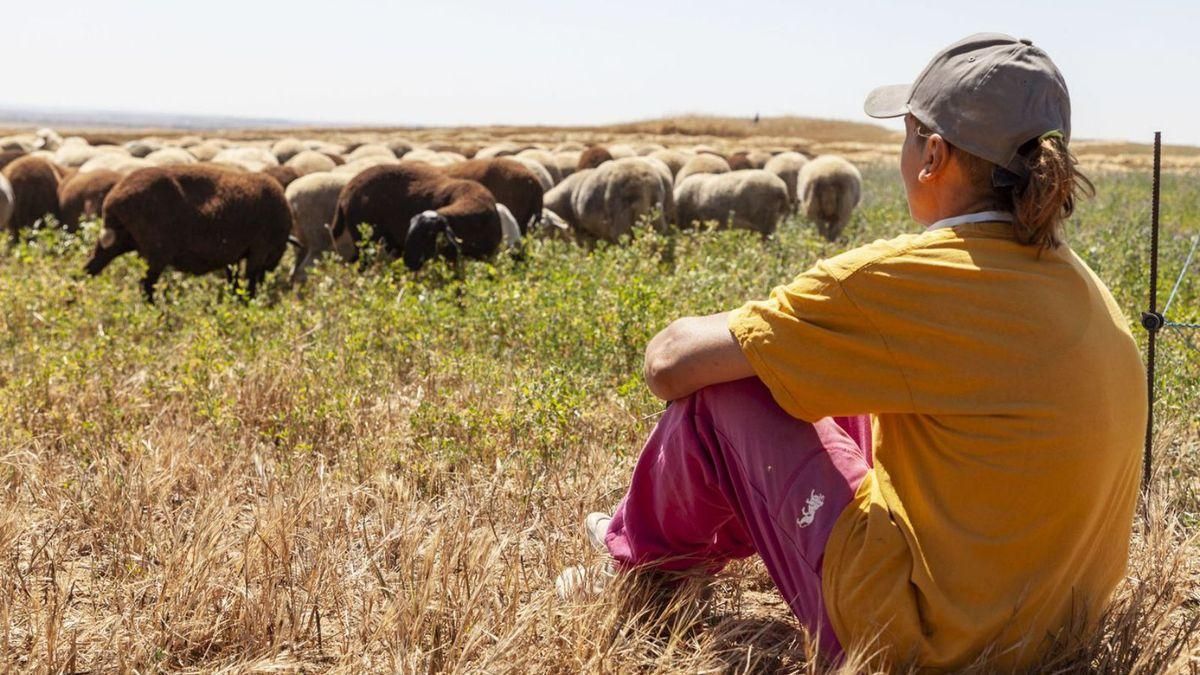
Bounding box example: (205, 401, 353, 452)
(99, 228, 116, 249)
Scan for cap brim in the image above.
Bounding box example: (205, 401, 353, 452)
(864, 84, 911, 118)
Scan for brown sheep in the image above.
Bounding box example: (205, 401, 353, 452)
(329, 162, 501, 271)
(261, 165, 301, 190)
(84, 165, 292, 301)
(443, 158, 543, 234)
(2, 155, 65, 240)
(58, 169, 122, 228)
(577, 146, 613, 171)
(0, 150, 27, 172)
(727, 152, 754, 171)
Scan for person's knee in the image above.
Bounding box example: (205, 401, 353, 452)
(691, 377, 777, 417)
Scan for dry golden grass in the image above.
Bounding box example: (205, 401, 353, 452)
(0, 129, 1197, 672)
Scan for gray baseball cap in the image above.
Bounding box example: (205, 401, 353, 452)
(864, 33, 1070, 177)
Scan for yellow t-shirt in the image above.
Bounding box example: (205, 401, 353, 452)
(728, 222, 1146, 669)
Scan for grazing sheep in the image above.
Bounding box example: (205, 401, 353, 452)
(261, 165, 301, 190)
(536, 207, 573, 240)
(727, 152, 754, 171)
(347, 144, 396, 162)
(79, 154, 154, 176)
(673, 170, 789, 235)
(212, 147, 279, 172)
(0, 174, 13, 235)
(124, 140, 162, 158)
(329, 162, 502, 271)
(386, 138, 414, 158)
(444, 158, 544, 233)
(402, 148, 442, 164)
(495, 203, 523, 249)
(416, 141, 451, 153)
(35, 128, 63, 152)
(693, 144, 723, 157)
(0, 136, 34, 153)
(144, 147, 198, 167)
(516, 149, 562, 184)
(2, 155, 65, 240)
(578, 146, 613, 171)
(648, 149, 691, 178)
(764, 151, 809, 210)
(544, 157, 670, 242)
(552, 151, 582, 180)
(85, 165, 292, 301)
(284, 150, 337, 176)
(285, 171, 352, 283)
(55, 144, 130, 168)
(636, 143, 667, 156)
(553, 141, 586, 152)
(799, 155, 862, 241)
(675, 153, 732, 184)
(186, 142, 223, 162)
(58, 169, 122, 228)
(332, 155, 400, 177)
(510, 156, 554, 192)
(0, 150, 26, 172)
(271, 138, 308, 164)
(607, 144, 637, 159)
(474, 142, 522, 159)
(745, 150, 773, 169)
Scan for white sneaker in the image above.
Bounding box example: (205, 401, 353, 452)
(585, 512, 612, 552)
(555, 512, 616, 599)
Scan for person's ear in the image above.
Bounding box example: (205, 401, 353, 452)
(918, 134, 950, 184)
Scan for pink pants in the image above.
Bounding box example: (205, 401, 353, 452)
(605, 377, 873, 658)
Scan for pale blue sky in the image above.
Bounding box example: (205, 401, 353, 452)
(4, 0, 1198, 144)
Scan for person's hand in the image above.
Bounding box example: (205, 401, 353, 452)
(643, 312, 755, 401)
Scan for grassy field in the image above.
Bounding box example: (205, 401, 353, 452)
(0, 163, 1197, 672)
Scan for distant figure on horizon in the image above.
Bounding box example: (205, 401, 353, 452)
(753, 112, 760, 125)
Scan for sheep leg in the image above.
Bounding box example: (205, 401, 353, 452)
(141, 264, 165, 304)
(291, 246, 314, 284)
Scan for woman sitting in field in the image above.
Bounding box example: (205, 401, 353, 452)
(559, 33, 1146, 670)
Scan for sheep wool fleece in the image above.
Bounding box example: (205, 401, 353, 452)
(728, 221, 1146, 669)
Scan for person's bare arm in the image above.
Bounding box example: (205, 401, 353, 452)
(643, 312, 755, 401)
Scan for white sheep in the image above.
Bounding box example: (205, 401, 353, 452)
(285, 171, 353, 283)
(551, 151, 581, 180)
(510, 156, 555, 192)
(144, 148, 198, 167)
(606, 144, 637, 159)
(648, 149, 693, 179)
(271, 138, 309, 164)
(764, 151, 810, 210)
(496, 203, 523, 249)
(78, 154, 154, 176)
(516, 149, 562, 184)
(55, 144, 129, 168)
(212, 147, 280, 172)
(346, 144, 395, 162)
(285, 150, 338, 176)
(332, 155, 400, 177)
(124, 139, 163, 158)
(0, 173, 13, 234)
(35, 128, 63, 151)
(544, 157, 670, 242)
(186, 142, 224, 162)
(675, 153, 731, 184)
(673, 170, 789, 235)
(799, 155, 862, 241)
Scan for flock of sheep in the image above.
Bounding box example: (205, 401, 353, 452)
(0, 127, 863, 300)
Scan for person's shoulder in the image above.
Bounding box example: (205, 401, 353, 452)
(820, 229, 956, 281)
